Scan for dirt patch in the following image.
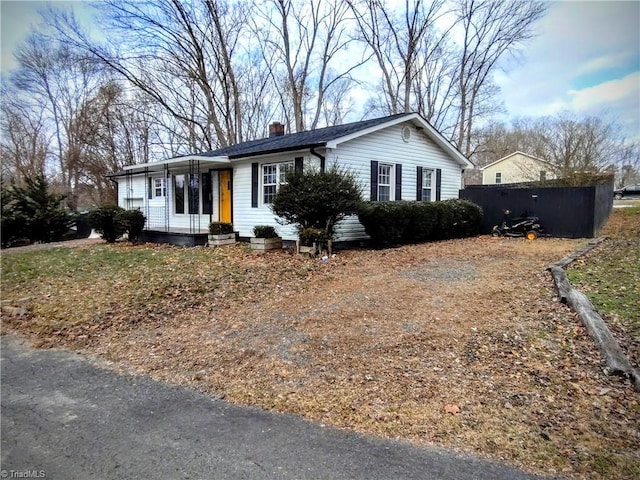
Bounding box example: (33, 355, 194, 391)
(3, 236, 639, 479)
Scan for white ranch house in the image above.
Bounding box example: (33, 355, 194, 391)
(110, 112, 474, 246)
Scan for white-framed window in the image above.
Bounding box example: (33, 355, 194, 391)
(540, 170, 547, 181)
(378, 163, 392, 201)
(422, 168, 435, 202)
(153, 177, 166, 198)
(263, 161, 293, 204)
(495, 172, 502, 184)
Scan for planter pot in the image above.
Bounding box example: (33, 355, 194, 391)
(250, 237, 283, 252)
(208, 233, 236, 247)
(296, 241, 317, 256)
(296, 240, 332, 256)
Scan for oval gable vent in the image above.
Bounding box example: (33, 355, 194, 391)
(401, 126, 411, 143)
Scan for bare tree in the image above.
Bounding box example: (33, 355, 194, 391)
(11, 32, 104, 209)
(412, 32, 460, 134)
(541, 112, 621, 183)
(615, 143, 640, 188)
(453, 0, 546, 156)
(72, 81, 157, 204)
(255, 0, 366, 131)
(348, 0, 451, 119)
(472, 112, 638, 185)
(0, 91, 50, 183)
(52, 0, 254, 150)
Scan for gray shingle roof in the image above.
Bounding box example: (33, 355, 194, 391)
(198, 113, 410, 158)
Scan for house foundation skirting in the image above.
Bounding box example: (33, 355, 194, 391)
(139, 230, 208, 247)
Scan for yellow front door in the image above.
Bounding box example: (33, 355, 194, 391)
(219, 170, 232, 223)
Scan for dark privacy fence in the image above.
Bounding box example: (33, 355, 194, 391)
(460, 182, 614, 238)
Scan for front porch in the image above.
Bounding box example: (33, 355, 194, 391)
(116, 155, 233, 246)
(141, 206, 211, 246)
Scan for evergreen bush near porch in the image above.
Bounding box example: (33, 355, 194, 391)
(115, 209, 146, 242)
(270, 165, 363, 241)
(88, 205, 126, 243)
(88, 205, 147, 243)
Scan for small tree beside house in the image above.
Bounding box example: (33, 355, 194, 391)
(270, 165, 363, 255)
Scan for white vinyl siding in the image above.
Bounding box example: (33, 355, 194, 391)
(231, 153, 306, 240)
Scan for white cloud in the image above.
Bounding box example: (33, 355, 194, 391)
(568, 72, 640, 111)
(576, 52, 636, 77)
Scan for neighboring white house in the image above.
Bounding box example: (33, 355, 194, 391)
(109, 112, 473, 244)
(480, 151, 556, 185)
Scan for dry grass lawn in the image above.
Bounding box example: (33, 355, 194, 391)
(2, 213, 639, 479)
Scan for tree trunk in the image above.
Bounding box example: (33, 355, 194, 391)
(548, 265, 640, 391)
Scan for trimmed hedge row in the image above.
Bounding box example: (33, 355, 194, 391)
(357, 199, 483, 246)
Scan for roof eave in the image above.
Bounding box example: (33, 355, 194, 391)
(108, 156, 230, 177)
(117, 155, 231, 175)
(227, 143, 326, 160)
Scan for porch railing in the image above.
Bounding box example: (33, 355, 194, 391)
(145, 206, 169, 231)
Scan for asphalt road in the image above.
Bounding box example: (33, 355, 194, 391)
(1, 335, 551, 480)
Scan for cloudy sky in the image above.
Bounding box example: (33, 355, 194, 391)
(494, 0, 640, 141)
(2, 0, 639, 140)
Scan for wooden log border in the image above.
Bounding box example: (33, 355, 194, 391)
(548, 237, 640, 391)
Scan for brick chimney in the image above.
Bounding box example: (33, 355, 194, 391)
(269, 122, 285, 138)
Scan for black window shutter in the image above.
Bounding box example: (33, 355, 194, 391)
(148, 177, 152, 199)
(416, 166, 423, 201)
(370, 160, 378, 201)
(395, 163, 402, 201)
(435, 168, 442, 201)
(251, 162, 259, 208)
(295, 157, 304, 173)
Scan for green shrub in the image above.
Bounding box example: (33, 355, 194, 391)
(433, 201, 455, 239)
(116, 209, 146, 242)
(357, 201, 412, 246)
(445, 198, 483, 238)
(253, 225, 279, 238)
(88, 205, 125, 243)
(271, 164, 363, 240)
(298, 227, 328, 246)
(209, 222, 234, 235)
(0, 209, 30, 247)
(1, 174, 74, 246)
(357, 199, 482, 246)
(404, 202, 439, 242)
